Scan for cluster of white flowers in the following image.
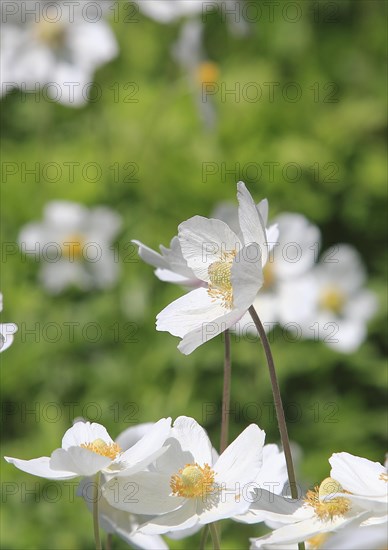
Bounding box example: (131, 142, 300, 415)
(135, 182, 377, 353)
(5, 419, 387, 549)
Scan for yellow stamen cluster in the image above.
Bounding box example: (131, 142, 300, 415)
(262, 262, 275, 290)
(305, 477, 351, 521)
(196, 61, 220, 85)
(35, 21, 66, 48)
(307, 533, 329, 549)
(170, 463, 216, 498)
(80, 438, 122, 460)
(319, 287, 345, 314)
(61, 234, 85, 260)
(379, 472, 388, 483)
(207, 252, 236, 309)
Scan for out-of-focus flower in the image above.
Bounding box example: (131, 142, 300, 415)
(5, 419, 171, 480)
(1, 0, 118, 106)
(103, 416, 266, 534)
(0, 293, 17, 352)
(278, 244, 377, 352)
(250, 452, 387, 549)
(172, 19, 219, 129)
(135, 0, 212, 23)
(320, 522, 387, 549)
(19, 201, 122, 293)
(156, 182, 269, 354)
(219, 211, 316, 332)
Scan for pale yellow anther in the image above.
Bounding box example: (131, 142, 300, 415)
(207, 252, 236, 309)
(319, 287, 345, 314)
(62, 233, 85, 260)
(80, 439, 121, 460)
(170, 463, 216, 499)
(35, 20, 66, 48)
(305, 477, 351, 521)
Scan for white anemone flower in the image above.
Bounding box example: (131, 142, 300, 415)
(250, 452, 387, 549)
(1, 0, 118, 106)
(103, 416, 266, 534)
(156, 182, 269, 354)
(5, 419, 171, 480)
(136, 1, 213, 23)
(18, 201, 122, 293)
(277, 244, 377, 352)
(0, 293, 17, 353)
(78, 423, 169, 550)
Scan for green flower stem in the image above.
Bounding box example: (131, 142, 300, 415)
(209, 523, 221, 550)
(220, 329, 232, 453)
(199, 525, 209, 550)
(248, 306, 305, 550)
(106, 533, 113, 550)
(93, 472, 102, 550)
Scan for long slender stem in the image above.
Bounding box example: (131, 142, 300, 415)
(220, 329, 231, 453)
(93, 472, 102, 550)
(209, 523, 221, 550)
(249, 306, 305, 550)
(106, 533, 113, 550)
(199, 525, 209, 550)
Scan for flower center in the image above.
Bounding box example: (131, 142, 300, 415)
(305, 477, 351, 521)
(34, 20, 66, 48)
(380, 472, 388, 482)
(207, 252, 236, 309)
(262, 262, 275, 290)
(61, 234, 85, 260)
(170, 463, 216, 498)
(80, 438, 122, 460)
(307, 533, 329, 549)
(319, 286, 345, 314)
(196, 61, 220, 85)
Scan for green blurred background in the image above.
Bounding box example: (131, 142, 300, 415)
(1, 1, 386, 548)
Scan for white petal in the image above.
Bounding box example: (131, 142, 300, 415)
(132, 240, 169, 270)
(115, 423, 155, 451)
(155, 268, 201, 287)
(50, 447, 111, 476)
(329, 452, 387, 497)
(138, 500, 198, 535)
(317, 244, 366, 294)
(117, 418, 171, 475)
(171, 416, 213, 465)
(235, 491, 301, 525)
(232, 244, 264, 310)
(237, 182, 268, 265)
(215, 424, 265, 486)
(4, 456, 76, 480)
(178, 216, 241, 281)
(103, 471, 182, 515)
(0, 323, 18, 352)
(61, 421, 113, 449)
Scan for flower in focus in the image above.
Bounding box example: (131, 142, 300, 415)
(103, 416, 266, 534)
(18, 201, 122, 293)
(250, 452, 387, 549)
(79, 423, 169, 550)
(5, 419, 171, 479)
(1, 0, 118, 106)
(156, 182, 269, 354)
(277, 244, 377, 352)
(0, 293, 17, 353)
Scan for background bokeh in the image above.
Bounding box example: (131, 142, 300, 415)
(1, 1, 386, 548)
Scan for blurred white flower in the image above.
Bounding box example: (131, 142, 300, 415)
(172, 19, 219, 129)
(136, 0, 212, 23)
(278, 244, 377, 352)
(250, 452, 387, 549)
(5, 419, 171, 480)
(103, 416, 266, 534)
(320, 522, 387, 549)
(19, 201, 122, 293)
(0, 293, 17, 352)
(156, 182, 269, 354)
(1, 0, 118, 106)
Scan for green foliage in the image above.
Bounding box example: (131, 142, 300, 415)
(1, 1, 386, 548)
